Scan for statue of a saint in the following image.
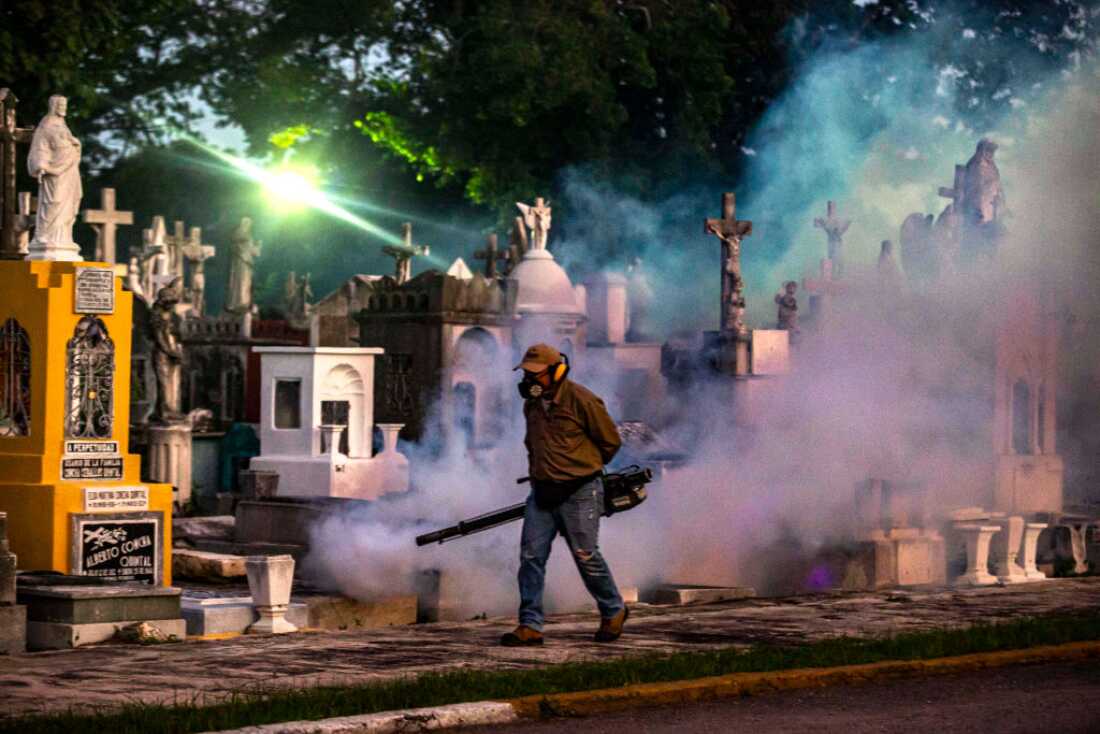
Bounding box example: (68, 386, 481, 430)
(516, 198, 552, 251)
(775, 281, 799, 337)
(226, 217, 261, 314)
(26, 95, 82, 261)
(151, 278, 184, 421)
(963, 139, 1005, 227)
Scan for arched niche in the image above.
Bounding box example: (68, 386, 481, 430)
(320, 363, 366, 457)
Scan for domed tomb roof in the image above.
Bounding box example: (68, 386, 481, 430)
(508, 249, 583, 315)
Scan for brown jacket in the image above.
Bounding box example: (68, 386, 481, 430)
(524, 379, 622, 483)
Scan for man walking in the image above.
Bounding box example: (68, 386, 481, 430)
(502, 343, 627, 646)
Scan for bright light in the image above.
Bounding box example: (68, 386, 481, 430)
(263, 165, 322, 209)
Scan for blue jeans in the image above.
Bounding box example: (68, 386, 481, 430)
(517, 476, 624, 631)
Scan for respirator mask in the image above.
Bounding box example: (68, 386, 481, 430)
(517, 355, 569, 400)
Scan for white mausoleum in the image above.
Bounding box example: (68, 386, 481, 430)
(250, 347, 409, 500)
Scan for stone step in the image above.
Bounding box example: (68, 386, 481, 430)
(650, 584, 756, 606)
(17, 583, 181, 625)
(28, 618, 186, 650)
(172, 549, 247, 581)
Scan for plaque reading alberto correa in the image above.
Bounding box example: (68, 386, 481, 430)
(71, 512, 162, 584)
(74, 266, 115, 314)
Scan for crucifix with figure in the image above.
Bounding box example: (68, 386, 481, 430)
(0, 89, 34, 260)
(182, 226, 216, 316)
(382, 222, 429, 285)
(813, 200, 851, 274)
(474, 233, 509, 278)
(82, 188, 134, 265)
(704, 192, 753, 336)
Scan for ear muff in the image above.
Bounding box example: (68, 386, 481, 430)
(552, 353, 570, 384)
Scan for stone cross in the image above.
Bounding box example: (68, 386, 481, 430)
(0, 89, 34, 260)
(507, 215, 528, 272)
(813, 200, 851, 273)
(182, 226, 216, 316)
(166, 219, 188, 280)
(382, 222, 429, 285)
(474, 233, 508, 278)
(703, 192, 753, 336)
(82, 188, 133, 265)
(140, 216, 173, 299)
(516, 197, 552, 251)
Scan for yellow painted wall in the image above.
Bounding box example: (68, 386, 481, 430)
(0, 260, 173, 585)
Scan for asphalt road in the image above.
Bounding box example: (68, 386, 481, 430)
(466, 660, 1100, 733)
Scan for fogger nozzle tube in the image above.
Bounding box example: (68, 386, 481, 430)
(414, 466, 654, 547)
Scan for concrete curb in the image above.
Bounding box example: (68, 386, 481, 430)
(208, 640, 1100, 733)
(204, 701, 520, 733)
(508, 640, 1100, 718)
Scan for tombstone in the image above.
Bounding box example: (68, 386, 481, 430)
(249, 347, 410, 500)
(0, 253, 175, 588)
(82, 188, 133, 265)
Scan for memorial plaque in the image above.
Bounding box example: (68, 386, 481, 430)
(71, 512, 162, 584)
(61, 456, 124, 480)
(84, 486, 149, 512)
(74, 267, 116, 314)
(65, 440, 120, 455)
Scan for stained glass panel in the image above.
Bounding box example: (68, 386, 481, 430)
(0, 318, 31, 437)
(66, 316, 115, 439)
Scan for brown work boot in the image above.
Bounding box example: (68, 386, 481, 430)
(594, 605, 629, 642)
(500, 625, 544, 647)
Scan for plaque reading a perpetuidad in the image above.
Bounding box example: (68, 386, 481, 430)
(74, 267, 115, 314)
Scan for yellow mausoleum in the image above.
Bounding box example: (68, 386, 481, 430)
(0, 260, 172, 585)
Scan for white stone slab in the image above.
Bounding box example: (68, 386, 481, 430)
(651, 585, 756, 605)
(180, 599, 308, 636)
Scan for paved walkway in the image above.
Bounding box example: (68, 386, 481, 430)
(2, 577, 1099, 718)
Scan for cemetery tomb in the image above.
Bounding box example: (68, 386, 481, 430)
(0, 260, 174, 584)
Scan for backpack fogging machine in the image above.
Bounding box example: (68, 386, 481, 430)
(414, 465, 654, 547)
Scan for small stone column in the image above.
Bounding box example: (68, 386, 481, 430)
(245, 555, 298, 634)
(148, 422, 193, 507)
(320, 424, 343, 458)
(954, 524, 1001, 586)
(374, 423, 409, 493)
(1021, 522, 1048, 581)
(991, 516, 1028, 583)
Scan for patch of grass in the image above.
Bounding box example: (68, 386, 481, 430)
(4, 611, 1100, 734)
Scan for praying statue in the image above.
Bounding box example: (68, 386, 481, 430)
(516, 198, 552, 251)
(226, 217, 261, 314)
(775, 281, 799, 336)
(26, 95, 82, 260)
(151, 278, 184, 421)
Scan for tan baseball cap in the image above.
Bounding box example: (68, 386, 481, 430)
(514, 343, 561, 372)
